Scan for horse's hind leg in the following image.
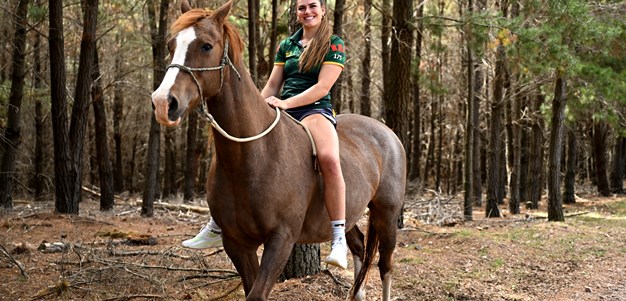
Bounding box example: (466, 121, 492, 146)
(372, 206, 401, 301)
(346, 226, 366, 300)
(368, 192, 403, 301)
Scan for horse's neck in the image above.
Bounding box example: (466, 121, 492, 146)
(207, 65, 286, 164)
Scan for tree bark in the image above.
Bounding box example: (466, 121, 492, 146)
(547, 74, 566, 222)
(33, 16, 45, 202)
(408, 2, 424, 182)
(592, 121, 611, 197)
(49, 0, 74, 213)
(279, 244, 321, 282)
(528, 91, 545, 209)
(563, 125, 577, 204)
(380, 0, 391, 116)
(0, 0, 29, 209)
(184, 111, 199, 202)
(143, 0, 169, 217)
(248, 0, 258, 84)
(91, 47, 115, 211)
(463, 0, 474, 220)
(610, 136, 626, 194)
(48, 0, 98, 214)
(268, 0, 278, 77)
(113, 48, 125, 193)
(486, 43, 506, 218)
(359, 0, 372, 117)
(163, 127, 177, 198)
(387, 0, 413, 228)
(331, 0, 345, 113)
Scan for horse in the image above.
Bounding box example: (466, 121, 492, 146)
(151, 1, 406, 300)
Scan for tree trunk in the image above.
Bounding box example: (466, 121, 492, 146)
(387, 0, 413, 228)
(184, 111, 199, 202)
(113, 48, 125, 193)
(592, 121, 611, 197)
(0, 0, 29, 209)
(486, 42, 506, 218)
(610, 136, 626, 194)
(49, 0, 74, 213)
(563, 125, 577, 204)
(268, 0, 278, 77)
(528, 91, 545, 209)
(509, 78, 521, 214)
(380, 0, 391, 117)
(143, 0, 169, 217)
(409, 2, 424, 182)
(331, 0, 345, 113)
(163, 127, 177, 198)
(463, 0, 474, 220)
(91, 48, 115, 211)
(248, 0, 258, 84)
(518, 115, 530, 204)
(547, 74, 566, 222)
(471, 0, 487, 208)
(279, 244, 321, 282)
(359, 0, 372, 117)
(49, 0, 99, 214)
(33, 19, 45, 202)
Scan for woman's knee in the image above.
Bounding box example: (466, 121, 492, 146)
(318, 151, 342, 176)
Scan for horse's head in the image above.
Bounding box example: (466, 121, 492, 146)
(151, 0, 242, 127)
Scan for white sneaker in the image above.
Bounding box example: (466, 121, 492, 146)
(325, 238, 348, 269)
(182, 226, 222, 249)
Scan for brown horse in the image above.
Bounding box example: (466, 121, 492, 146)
(151, 1, 406, 300)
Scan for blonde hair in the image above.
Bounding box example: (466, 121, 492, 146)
(298, 0, 332, 72)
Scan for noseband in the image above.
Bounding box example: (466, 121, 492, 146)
(166, 39, 281, 143)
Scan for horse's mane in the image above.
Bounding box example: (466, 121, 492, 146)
(169, 8, 244, 64)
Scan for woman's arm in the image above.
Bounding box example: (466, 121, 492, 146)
(261, 65, 285, 99)
(266, 64, 343, 110)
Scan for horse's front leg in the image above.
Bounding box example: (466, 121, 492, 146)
(222, 238, 260, 296)
(246, 232, 295, 301)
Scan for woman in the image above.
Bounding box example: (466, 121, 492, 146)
(183, 0, 348, 269)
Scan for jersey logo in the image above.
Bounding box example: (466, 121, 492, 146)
(330, 44, 345, 53)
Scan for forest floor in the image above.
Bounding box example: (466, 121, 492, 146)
(1, 188, 625, 301)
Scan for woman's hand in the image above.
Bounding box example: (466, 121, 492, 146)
(265, 96, 289, 110)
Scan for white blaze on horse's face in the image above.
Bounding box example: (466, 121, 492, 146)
(151, 27, 197, 126)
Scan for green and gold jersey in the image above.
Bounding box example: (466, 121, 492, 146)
(274, 28, 346, 110)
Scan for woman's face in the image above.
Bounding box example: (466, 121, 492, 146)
(296, 0, 325, 29)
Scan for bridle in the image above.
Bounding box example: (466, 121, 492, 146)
(166, 38, 281, 143)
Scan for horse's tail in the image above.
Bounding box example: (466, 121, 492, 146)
(350, 213, 379, 301)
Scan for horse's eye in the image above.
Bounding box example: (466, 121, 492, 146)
(202, 43, 213, 53)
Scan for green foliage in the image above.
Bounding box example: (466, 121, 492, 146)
(495, 0, 625, 130)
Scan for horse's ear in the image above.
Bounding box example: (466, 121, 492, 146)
(214, 0, 233, 24)
(181, 0, 192, 13)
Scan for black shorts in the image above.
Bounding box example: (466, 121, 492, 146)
(286, 107, 337, 126)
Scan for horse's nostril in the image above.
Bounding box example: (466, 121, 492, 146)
(168, 95, 179, 119)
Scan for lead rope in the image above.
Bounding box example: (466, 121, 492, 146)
(281, 111, 319, 171)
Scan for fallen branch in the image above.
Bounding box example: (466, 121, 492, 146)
(109, 249, 192, 259)
(0, 244, 28, 279)
(322, 269, 351, 288)
(102, 294, 164, 301)
(82, 186, 125, 202)
(94, 258, 239, 275)
(135, 200, 211, 214)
